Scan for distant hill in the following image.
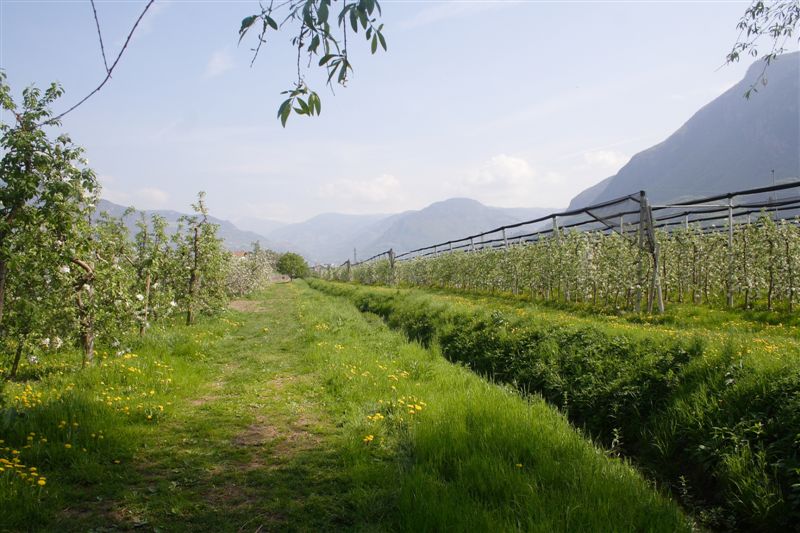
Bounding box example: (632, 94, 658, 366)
(568, 52, 800, 209)
(266, 198, 556, 263)
(95, 199, 278, 252)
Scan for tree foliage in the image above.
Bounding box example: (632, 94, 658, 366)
(276, 252, 310, 280)
(728, 0, 800, 97)
(0, 75, 285, 378)
(239, 0, 387, 126)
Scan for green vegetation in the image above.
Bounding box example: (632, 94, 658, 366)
(1, 282, 690, 531)
(309, 279, 800, 531)
(330, 217, 800, 312)
(276, 252, 310, 280)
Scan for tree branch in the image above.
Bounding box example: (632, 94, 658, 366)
(90, 0, 110, 73)
(43, 0, 156, 125)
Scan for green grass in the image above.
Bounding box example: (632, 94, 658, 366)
(1, 282, 690, 531)
(309, 279, 800, 531)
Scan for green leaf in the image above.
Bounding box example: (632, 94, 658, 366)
(318, 1, 329, 22)
(349, 9, 358, 32)
(377, 31, 387, 51)
(309, 35, 321, 53)
(277, 98, 292, 127)
(238, 15, 258, 42)
(319, 53, 335, 66)
(358, 9, 368, 29)
(296, 98, 310, 115)
(371, 35, 377, 54)
(312, 93, 321, 115)
(265, 15, 278, 30)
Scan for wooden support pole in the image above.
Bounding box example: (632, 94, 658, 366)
(388, 248, 396, 286)
(727, 197, 734, 308)
(502, 228, 508, 248)
(635, 192, 645, 313)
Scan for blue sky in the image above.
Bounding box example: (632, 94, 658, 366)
(0, 0, 789, 227)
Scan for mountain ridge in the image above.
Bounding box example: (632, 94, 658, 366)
(568, 52, 800, 209)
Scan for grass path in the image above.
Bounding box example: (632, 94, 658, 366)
(3, 281, 690, 531)
(81, 284, 360, 531)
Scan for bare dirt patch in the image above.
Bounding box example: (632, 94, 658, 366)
(233, 423, 281, 447)
(190, 395, 220, 407)
(229, 300, 265, 312)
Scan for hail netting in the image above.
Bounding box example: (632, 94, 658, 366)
(326, 180, 800, 313)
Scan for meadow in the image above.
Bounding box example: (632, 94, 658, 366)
(309, 279, 800, 531)
(1, 282, 691, 531)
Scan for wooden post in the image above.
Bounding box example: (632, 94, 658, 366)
(635, 192, 645, 313)
(470, 237, 475, 252)
(727, 197, 735, 308)
(388, 249, 396, 286)
(502, 228, 508, 248)
(619, 215, 624, 236)
(345, 260, 352, 281)
(684, 214, 689, 230)
(641, 193, 664, 314)
(553, 216, 559, 240)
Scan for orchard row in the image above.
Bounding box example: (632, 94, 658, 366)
(329, 216, 800, 312)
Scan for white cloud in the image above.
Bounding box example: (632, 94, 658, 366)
(441, 154, 566, 208)
(137, 187, 169, 207)
(98, 177, 169, 209)
(319, 174, 405, 208)
(471, 154, 535, 186)
(583, 150, 629, 170)
(204, 49, 234, 78)
(401, 2, 505, 29)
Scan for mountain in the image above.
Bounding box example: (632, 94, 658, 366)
(568, 52, 800, 209)
(95, 199, 279, 252)
(266, 198, 556, 264)
(356, 198, 553, 259)
(232, 216, 287, 237)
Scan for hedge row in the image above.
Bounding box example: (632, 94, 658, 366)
(309, 280, 800, 531)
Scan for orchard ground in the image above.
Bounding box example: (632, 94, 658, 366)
(1, 281, 690, 532)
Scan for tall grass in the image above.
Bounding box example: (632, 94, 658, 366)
(298, 284, 691, 531)
(0, 318, 233, 530)
(309, 279, 800, 531)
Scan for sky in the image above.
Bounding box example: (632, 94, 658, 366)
(0, 0, 790, 229)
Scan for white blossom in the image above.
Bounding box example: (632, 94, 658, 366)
(59, 265, 71, 274)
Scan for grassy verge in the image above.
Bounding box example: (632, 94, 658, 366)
(309, 279, 800, 531)
(1, 282, 690, 531)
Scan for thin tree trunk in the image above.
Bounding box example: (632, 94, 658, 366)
(0, 258, 7, 326)
(71, 257, 95, 367)
(786, 238, 794, 312)
(8, 338, 25, 380)
(768, 237, 775, 311)
(140, 270, 151, 336)
(187, 226, 199, 326)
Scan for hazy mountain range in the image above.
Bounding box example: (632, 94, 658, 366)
(568, 52, 799, 209)
(95, 198, 556, 264)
